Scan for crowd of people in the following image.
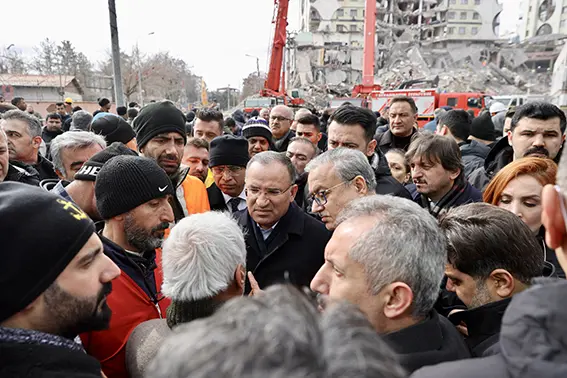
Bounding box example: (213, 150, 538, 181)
(1, 94, 566, 378)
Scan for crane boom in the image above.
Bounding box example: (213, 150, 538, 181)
(264, 0, 289, 93)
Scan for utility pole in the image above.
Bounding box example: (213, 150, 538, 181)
(246, 54, 260, 76)
(108, 0, 125, 107)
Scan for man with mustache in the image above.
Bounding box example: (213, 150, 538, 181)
(134, 101, 210, 222)
(80, 155, 175, 377)
(0, 182, 120, 376)
(469, 102, 566, 191)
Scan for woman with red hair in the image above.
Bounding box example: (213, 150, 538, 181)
(484, 157, 564, 278)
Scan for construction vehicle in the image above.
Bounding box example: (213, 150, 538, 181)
(243, 0, 304, 114)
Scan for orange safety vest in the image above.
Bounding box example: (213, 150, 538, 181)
(80, 250, 171, 378)
(176, 173, 210, 217)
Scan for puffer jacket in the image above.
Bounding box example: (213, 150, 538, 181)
(468, 137, 512, 191)
(460, 140, 490, 179)
(411, 278, 567, 378)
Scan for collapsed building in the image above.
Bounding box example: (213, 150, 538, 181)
(289, 0, 563, 106)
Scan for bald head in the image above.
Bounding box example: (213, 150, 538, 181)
(269, 105, 294, 139)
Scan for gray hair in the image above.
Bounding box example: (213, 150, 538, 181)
(70, 110, 93, 131)
(248, 151, 296, 184)
(1, 109, 42, 137)
(161, 211, 247, 301)
(289, 136, 317, 157)
(337, 195, 446, 317)
(306, 148, 377, 192)
(50, 131, 107, 177)
(147, 285, 405, 378)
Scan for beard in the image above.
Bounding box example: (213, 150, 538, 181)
(43, 281, 113, 339)
(468, 280, 493, 309)
(124, 213, 169, 252)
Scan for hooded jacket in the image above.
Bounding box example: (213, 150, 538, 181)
(459, 139, 490, 179)
(369, 150, 412, 200)
(468, 137, 512, 191)
(411, 278, 567, 378)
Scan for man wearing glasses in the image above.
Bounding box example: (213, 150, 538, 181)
(269, 105, 296, 152)
(236, 151, 331, 293)
(207, 135, 249, 213)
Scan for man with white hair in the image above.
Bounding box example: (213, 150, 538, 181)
(49, 131, 106, 182)
(269, 105, 295, 152)
(311, 195, 471, 373)
(125, 211, 247, 378)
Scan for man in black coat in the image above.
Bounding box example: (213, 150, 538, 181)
(326, 104, 411, 200)
(0, 183, 120, 377)
(237, 151, 330, 293)
(311, 195, 470, 373)
(207, 135, 249, 213)
(374, 96, 419, 154)
(440, 203, 543, 357)
(406, 132, 482, 219)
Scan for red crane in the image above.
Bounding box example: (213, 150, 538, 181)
(352, 0, 382, 97)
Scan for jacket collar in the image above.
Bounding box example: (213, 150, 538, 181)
(383, 311, 443, 354)
(452, 298, 511, 340)
(369, 149, 392, 177)
(0, 326, 82, 352)
(378, 128, 417, 147)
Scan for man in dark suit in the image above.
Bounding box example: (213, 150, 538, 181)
(206, 135, 249, 213)
(236, 151, 331, 293)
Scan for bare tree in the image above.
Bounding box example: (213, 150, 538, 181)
(0, 47, 27, 74)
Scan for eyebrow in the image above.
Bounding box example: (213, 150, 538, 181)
(501, 192, 541, 200)
(76, 246, 102, 266)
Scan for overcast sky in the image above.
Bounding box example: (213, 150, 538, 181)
(2, 0, 514, 91)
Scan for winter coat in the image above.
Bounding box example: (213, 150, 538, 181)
(374, 127, 418, 155)
(448, 298, 511, 357)
(411, 278, 567, 378)
(273, 130, 296, 152)
(460, 140, 490, 179)
(383, 310, 471, 373)
(41, 127, 64, 150)
(11, 154, 58, 181)
(369, 151, 413, 200)
(80, 235, 170, 378)
(4, 163, 40, 186)
(468, 137, 513, 191)
(0, 326, 103, 378)
(206, 182, 229, 212)
(236, 202, 330, 293)
(538, 227, 566, 279)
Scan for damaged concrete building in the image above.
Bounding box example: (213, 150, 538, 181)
(290, 0, 505, 101)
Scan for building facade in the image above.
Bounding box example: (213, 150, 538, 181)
(517, 0, 567, 40)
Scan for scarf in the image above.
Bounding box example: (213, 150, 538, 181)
(420, 174, 466, 218)
(166, 297, 223, 329)
(0, 326, 82, 352)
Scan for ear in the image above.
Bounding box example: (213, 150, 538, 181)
(542, 184, 566, 249)
(382, 282, 414, 319)
(404, 172, 411, 184)
(437, 125, 448, 136)
(316, 132, 322, 142)
(366, 138, 377, 157)
(55, 169, 65, 180)
(289, 184, 298, 202)
(488, 269, 515, 299)
(32, 136, 42, 149)
(507, 129, 513, 147)
(449, 167, 461, 181)
(353, 175, 368, 195)
(138, 145, 144, 154)
(235, 264, 246, 294)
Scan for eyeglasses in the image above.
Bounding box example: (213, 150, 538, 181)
(270, 115, 291, 122)
(211, 166, 244, 176)
(310, 179, 354, 207)
(245, 184, 294, 199)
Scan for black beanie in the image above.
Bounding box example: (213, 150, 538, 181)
(134, 101, 187, 149)
(74, 142, 139, 181)
(242, 117, 272, 142)
(91, 114, 136, 145)
(95, 155, 175, 219)
(209, 135, 250, 167)
(0, 182, 95, 322)
(471, 112, 496, 141)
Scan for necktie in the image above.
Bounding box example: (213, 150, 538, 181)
(228, 197, 240, 213)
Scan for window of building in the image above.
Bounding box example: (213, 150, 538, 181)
(475, 0, 481, 4)
(336, 24, 347, 32)
(460, 12, 467, 20)
(459, 27, 466, 34)
(473, 12, 480, 20)
(448, 12, 455, 20)
(461, 0, 468, 4)
(471, 27, 479, 35)
(350, 9, 357, 17)
(337, 9, 344, 17)
(447, 98, 458, 107)
(448, 27, 455, 34)
(350, 24, 358, 31)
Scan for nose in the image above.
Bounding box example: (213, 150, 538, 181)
(532, 133, 545, 147)
(311, 198, 324, 214)
(509, 201, 523, 219)
(164, 141, 178, 156)
(195, 163, 205, 173)
(412, 168, 422, 178)
(310, 265, 329, 295)
(102, 255, 121, 282)
(162, 202, 175, 223)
